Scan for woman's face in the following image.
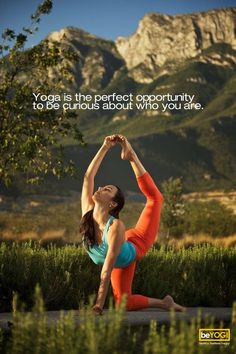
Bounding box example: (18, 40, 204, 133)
(92, 185, 118, 206)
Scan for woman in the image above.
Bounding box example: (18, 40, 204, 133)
(80, 134, 186, 315)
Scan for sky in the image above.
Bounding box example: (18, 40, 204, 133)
(0, 0, 235, 48)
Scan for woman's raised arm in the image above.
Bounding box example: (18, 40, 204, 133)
(81, 136, 116, 216)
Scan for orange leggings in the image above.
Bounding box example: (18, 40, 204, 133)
(110, 171, 163, 311)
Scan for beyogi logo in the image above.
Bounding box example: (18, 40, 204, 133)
(199, 329, 230, 342)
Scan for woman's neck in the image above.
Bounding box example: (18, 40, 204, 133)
(93, 204, 110, 230)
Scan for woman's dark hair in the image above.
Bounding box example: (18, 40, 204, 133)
(109, 186, 125, 218)
(80, 186, 125, 250)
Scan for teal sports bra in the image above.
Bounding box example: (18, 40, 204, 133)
(84, 215, 137, 268)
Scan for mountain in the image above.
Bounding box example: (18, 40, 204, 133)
(116, 8, 236, 83)
(46, 27, 124, 92)
(5, 7, 236, 193)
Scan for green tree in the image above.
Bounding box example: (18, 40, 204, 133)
(161, 177, 185, 237)
(0, 0, 84, 187)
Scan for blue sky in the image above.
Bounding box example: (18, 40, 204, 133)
(0, 0, 235, 48)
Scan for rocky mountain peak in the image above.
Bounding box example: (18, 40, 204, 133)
(45, 27, 123, 91)
(115, 7, 236, 82)
(47, 26, 114, 47)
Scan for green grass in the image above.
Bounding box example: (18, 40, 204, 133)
(0, 285, 235, 354)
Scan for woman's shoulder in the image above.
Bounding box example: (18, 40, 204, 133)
(109, 218, 125, 232)
(107, 218, 125, 245)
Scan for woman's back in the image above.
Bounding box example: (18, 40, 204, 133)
(84, 215, 137, 268)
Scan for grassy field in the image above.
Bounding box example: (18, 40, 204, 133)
(183, 191, 236, 215)
(165, 233, 236, 248)
(0, 197, 144, 244)
(0, 191, 235, 245)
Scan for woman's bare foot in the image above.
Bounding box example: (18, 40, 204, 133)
(162, 295, 186, 312)
(116, 135, 135, 161)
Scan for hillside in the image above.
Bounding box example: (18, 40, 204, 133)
(2, 7, 236, 193)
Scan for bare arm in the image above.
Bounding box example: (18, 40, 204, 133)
(93, 220, 125, 312)
(81, 136, 116, 216)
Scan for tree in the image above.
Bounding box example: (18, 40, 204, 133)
(0, 0, 84, 187)
(161, 177, 185, 238)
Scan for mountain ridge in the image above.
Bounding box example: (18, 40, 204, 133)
(41, 7, 236, 191)
(116, 7, 236, 82)
(4, 7, 236, 193)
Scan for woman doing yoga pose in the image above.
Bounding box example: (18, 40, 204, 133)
(80, 134, 186, 315)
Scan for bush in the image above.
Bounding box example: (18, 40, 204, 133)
(184, 200, 236, 237)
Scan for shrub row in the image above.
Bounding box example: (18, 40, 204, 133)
(0, 241, 235, 312)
